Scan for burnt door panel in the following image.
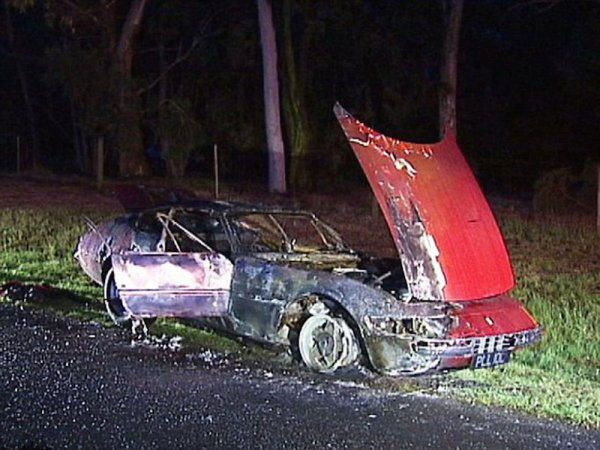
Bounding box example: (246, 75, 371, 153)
(111, 252, 233, 318)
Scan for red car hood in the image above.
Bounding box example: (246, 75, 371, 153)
(335, 103, 514, 301)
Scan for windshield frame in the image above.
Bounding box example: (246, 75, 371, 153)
(224, 210, 352, 255)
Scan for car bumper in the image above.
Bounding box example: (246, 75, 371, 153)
(365, 326, 543, 375)
(413, 325, 543, 370)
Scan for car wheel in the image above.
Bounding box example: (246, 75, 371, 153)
(103, 267, 132, 327)
(103, 267, 156, 331)
(298, 313, 359, 373)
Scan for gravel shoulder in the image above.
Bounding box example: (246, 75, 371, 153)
(1, 303, 598, 450)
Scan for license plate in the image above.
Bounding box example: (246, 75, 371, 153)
(471, 350, 511, 369)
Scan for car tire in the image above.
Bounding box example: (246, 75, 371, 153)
(298, 313, 359, 373)
(103, 267, 155, 330)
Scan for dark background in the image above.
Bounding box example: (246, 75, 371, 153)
(0, 0, 598, 202)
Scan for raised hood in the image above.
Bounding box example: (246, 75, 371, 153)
(334, 103, 514, 301)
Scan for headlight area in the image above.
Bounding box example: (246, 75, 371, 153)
(361, 298, 543, 374)
(364, 315, 451, 339)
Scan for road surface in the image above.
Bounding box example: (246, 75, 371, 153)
(0, 303, 597, 449)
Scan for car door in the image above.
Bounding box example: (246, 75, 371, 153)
(111, 251, 233, 318)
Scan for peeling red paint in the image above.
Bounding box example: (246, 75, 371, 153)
(335, 103, 514, 301)
(449, 295, 539, 338)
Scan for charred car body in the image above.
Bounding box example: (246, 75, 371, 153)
(75, 104, 541, 375)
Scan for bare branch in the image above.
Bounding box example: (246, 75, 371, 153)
(136, 39, 199, 96)
(49, 0, 106, 25)
(135, 9, 221, 96)
(509, 0, 563, 14)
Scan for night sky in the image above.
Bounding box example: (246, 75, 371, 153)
(0, 0, 598, 199)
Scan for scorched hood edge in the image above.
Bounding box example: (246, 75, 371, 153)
(334, 103, 514, 302)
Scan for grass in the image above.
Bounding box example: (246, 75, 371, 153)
(0, 209, 102, 293)
(0, 203, 599, 427)
(447, 213, 600, 427)
(0, 207, 247, 352)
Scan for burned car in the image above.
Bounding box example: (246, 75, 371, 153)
(75, 104, 541, 375)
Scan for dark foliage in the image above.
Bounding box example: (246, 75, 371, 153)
(0, 0, 598, 196)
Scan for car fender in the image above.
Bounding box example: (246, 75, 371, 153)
(228, 256, 439, 348)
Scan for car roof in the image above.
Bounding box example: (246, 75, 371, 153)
(113, 184, 314, 216)
(114, 185, 310, 215)
(141, 199, 314, 217)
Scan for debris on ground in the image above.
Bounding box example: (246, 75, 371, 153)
(130, 333, 184, 352)
(0, 282, 56, 302)
(0, 281, 89, 305)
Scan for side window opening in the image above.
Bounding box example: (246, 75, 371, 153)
(131, 212, 162, 251)
(229, 212, 348, 254)
(155, 209, 231, 256)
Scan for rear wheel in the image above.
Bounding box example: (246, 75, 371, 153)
(103, 267, 132, 326)
(103, 267, 155, 332)
(298, 313, 359, 373)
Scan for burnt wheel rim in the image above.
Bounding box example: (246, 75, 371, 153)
(298, 314, 358, 373)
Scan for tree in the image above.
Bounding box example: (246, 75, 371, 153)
(46, 0, 150, 177)
(3, 0, 40, 170)
(113, 0, 149, 176)
(281, 0, 312, 189)
(143, 2, 214, 179)
(257, 0, 286, 194)
(439, 0, 464, 137)
(157, 97, 203, 178)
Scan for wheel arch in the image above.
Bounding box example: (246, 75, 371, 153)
(279, 291, 372, 370)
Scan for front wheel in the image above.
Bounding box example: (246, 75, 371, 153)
(298, 314, 359, 373)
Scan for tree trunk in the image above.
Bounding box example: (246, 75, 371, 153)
(597, 165, 600, 235)
(16, 64, 40, 170)
(257, 0, 287, 194)
(114, 0, 149, 177)
(96, 136, 104, 190)
(439, 0, 464, 138)
(282, 0, 312, 189)
(70, 94, 87, 173)
(4, 0, 40, 171)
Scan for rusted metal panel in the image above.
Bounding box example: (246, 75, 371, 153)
(334, 103, 514, 301)
(112, 252, 233, 317)
(229, 256, 448, 345)
(113, 252, 232, 290)
(120, 290, 230, 318)
(74, 218, 136, 284)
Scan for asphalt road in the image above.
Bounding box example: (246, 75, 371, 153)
(1, 303, 598, 450)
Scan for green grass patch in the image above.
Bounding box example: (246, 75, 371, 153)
(1, 206, 599, 426)
(449, 360, 599, 426)
(0, 207, 248, 354)
(447, 213, 600, 427)
(151, 319, 245, 353)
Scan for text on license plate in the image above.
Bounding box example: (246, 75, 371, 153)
(471, 350, 511, 369)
